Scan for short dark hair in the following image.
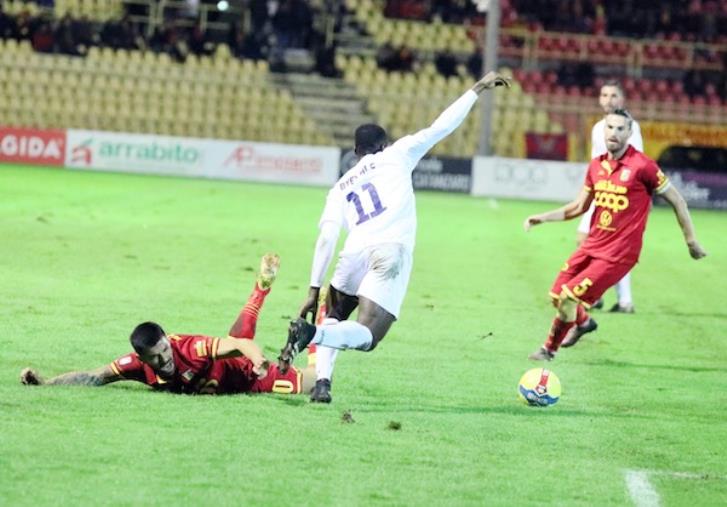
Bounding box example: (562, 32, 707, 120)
(610, 108, 633, 127)
(130, 321, 165, 353)
(354, 123, 387, 156)
(602, 79, 625, 96)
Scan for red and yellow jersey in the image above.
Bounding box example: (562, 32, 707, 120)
(110, 334, 303, 395)
(110, 334, 257, 394)
(581, 145, 670, 265)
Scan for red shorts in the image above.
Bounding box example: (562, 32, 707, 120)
(250, 364, 303, 394)
(549, 249, 632, 308)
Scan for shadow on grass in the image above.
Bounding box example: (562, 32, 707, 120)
(583, 358, 727, 374)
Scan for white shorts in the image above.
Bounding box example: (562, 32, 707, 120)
(330, 243, 413, 319)
(577, 203, 596, 234)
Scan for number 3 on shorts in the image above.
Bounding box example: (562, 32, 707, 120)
(573, 278, 593, 297)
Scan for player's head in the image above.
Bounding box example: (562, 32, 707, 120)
(598, 80, 625, 114)
(130, 321, 175, 377)
(354, 123, 388, 156)
(604, 109, 633, 154)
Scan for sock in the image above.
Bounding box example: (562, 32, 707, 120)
(308, 299, 333, 365)
(312, 321, 373, 351)
(575, 304, 590, 326)
(315, 345, 339, 381)
(615, 271, 632, 306)
(544, 317, 576, 352)
(228, 283, 270, 339)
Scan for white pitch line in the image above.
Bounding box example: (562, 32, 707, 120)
(487, 198, 499, 209)
(625, 470, 661, 507)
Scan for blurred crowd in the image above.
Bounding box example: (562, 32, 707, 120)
(0, 0, 342, 75)
(512, 0, 727, 43)
(384, 0, 483, 24)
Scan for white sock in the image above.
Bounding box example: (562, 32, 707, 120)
(312, 321, 373, 351)
(615, 271, 633, 306)
(315, 345, 338, 381)
(315, 318, 339, 380)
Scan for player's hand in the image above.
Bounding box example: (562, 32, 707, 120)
(253, 359, 270, 379)
(473, 71, 511, 93)
(298, 286, 321, 323)
(20, 367, 43, 385)
(687, 240, 707, 260)
(523, 215, 544, 231)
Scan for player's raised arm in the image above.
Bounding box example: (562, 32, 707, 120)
(393, 71, 510, 171)
(658, 185, 707, 259)
(20, 365, 122, 387)
(523, 187, 594, 231)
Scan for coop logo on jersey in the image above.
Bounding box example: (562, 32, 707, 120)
(0, 127, 66, 166)
(71, 139, 93, 165)
(224, 144, 322, 173)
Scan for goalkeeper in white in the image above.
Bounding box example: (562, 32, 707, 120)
(277, 71, 510, 402)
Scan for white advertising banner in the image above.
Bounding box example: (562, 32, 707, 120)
(471, 156, 588, 202)
(65, 130, 340, 187)
(66, 130, 208, 176)
(207, 140, 340, 187)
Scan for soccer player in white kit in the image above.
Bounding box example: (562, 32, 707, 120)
(278, 71, 510, 402)
(561, 81, 643, 348)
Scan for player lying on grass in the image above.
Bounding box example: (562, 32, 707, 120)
(523, 109, 707, 361)
(20, 254, 316, 395)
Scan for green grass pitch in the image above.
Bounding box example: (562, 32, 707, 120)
(1, 164, 726, 506)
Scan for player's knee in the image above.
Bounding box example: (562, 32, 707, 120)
(557, 291, 578, 319)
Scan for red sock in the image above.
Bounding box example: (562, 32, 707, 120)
(575, 304, 590, 326)
(228, 284, 270, 339)
(544, 317, 576, 352)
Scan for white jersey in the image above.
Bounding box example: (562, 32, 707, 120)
(318, 90, 478, 254)
(590, 117, 643, 157)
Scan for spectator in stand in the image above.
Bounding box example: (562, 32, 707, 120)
(0, 10, 18, 39)
(73, 16, 97, 52)
(100, 14, 143, 50)
(376, 42, 398, 71)
(435, 49, 459, 78)
(466, 47, 483, 80)
(311, 30, 341, 78)
(189, 21, 214, 56)
(557, 62, 594, 90)
(228, 23, 265, 61)
(56, 13, 85, 56)
(31, 18, 55, 53)
(395, 45, 415, 72)
(684, 69, 707, 98)
(291, 0, 313, 48)
(15, 10, 34, 41)
(272, 0, 296, 49)
(149, 23, 188, 63)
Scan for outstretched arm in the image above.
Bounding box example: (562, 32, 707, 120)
(659, 185, 707, 259)
(21, 365, 122, 386)
(394, 71, 510, 170)
(524, 187, 594, 231)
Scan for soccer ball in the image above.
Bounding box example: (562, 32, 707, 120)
(518, 368, 561, 407)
